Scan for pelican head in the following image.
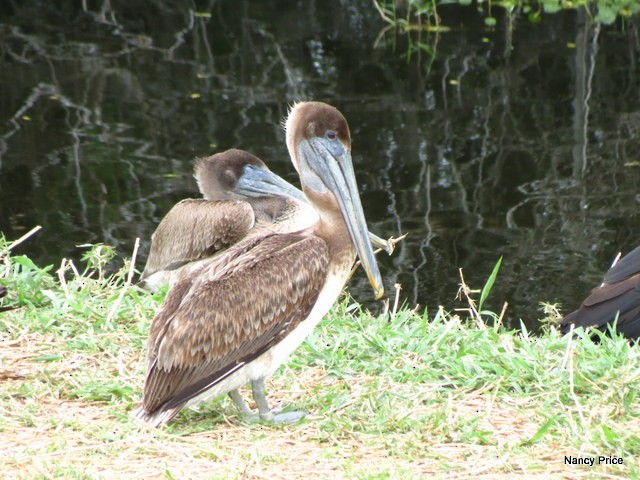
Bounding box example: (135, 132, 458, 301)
(285, 101, 384, 299)
(194, 149, 305, 203)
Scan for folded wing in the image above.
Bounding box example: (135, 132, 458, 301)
(140, 233, 329, 421)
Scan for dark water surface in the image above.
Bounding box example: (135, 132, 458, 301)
(1, 1, 640, 329)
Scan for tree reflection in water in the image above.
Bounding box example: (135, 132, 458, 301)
(0, 1, 639, 330)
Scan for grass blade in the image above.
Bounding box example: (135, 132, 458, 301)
(478, 256, 502, 311)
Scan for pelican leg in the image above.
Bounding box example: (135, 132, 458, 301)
(228, 389, 253, 416)
(251, 378, 307, 424)
(251, 378, 274, 421)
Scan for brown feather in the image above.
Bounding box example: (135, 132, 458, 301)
(602, 245, 640, 284)
(141, 199, 254, 280)
(582, 279, 639, 307)
(141, 233, 329, 415)
(560, 246, 640, 340)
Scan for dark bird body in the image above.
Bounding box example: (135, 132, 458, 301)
(133, 101, 384, 426)
(560, 245, 640, 341)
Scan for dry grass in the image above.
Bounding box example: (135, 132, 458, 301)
(0, 378, 559, 479)
(0, 328, 635, 480)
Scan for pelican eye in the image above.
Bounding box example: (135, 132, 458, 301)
(223, 168, 237, 184)
(321, 129, 346, 158)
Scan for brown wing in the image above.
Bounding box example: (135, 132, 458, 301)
(141, 199, 254, 280)
(560, 274, 640, 340)
(141, 233, 329, 415)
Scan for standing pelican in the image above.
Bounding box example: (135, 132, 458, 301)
(560, 245, 640, 341)
(133, 101, 384, 426)
(140, 150, 394, 290)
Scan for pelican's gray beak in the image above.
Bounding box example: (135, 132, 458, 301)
(298, 137, 384, 299)
(236, 164, 307, 203)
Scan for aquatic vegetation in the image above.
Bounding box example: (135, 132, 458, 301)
(374, 0, 640, 29)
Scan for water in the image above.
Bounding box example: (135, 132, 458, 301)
(1, 1, 639, 330)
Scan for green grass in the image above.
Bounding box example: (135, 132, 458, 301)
(0, 236, 638, 478)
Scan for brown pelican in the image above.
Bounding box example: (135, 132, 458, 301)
(560, 245, 640, 341)
(133, 101, 384, 426)
(140, 149, 394, 290)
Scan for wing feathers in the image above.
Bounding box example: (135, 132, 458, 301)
(561, 279, 640, 327)
(560, 245, 640, 339)
(141, 199, 254, 280)
(141, 233, 329, 415)
(602, 245, 640, 284)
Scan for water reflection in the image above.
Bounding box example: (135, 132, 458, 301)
(1, 1, 639, 330)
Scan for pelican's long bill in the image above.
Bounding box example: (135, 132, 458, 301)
(235, 164, 307, 203)
(298, 135, 384, 299)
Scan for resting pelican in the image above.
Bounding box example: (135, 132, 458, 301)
(560, 245, 640, 341)
(140, 149, 393, 290)
(133, 101, 384, 426)
(140, 149, 317, 290)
